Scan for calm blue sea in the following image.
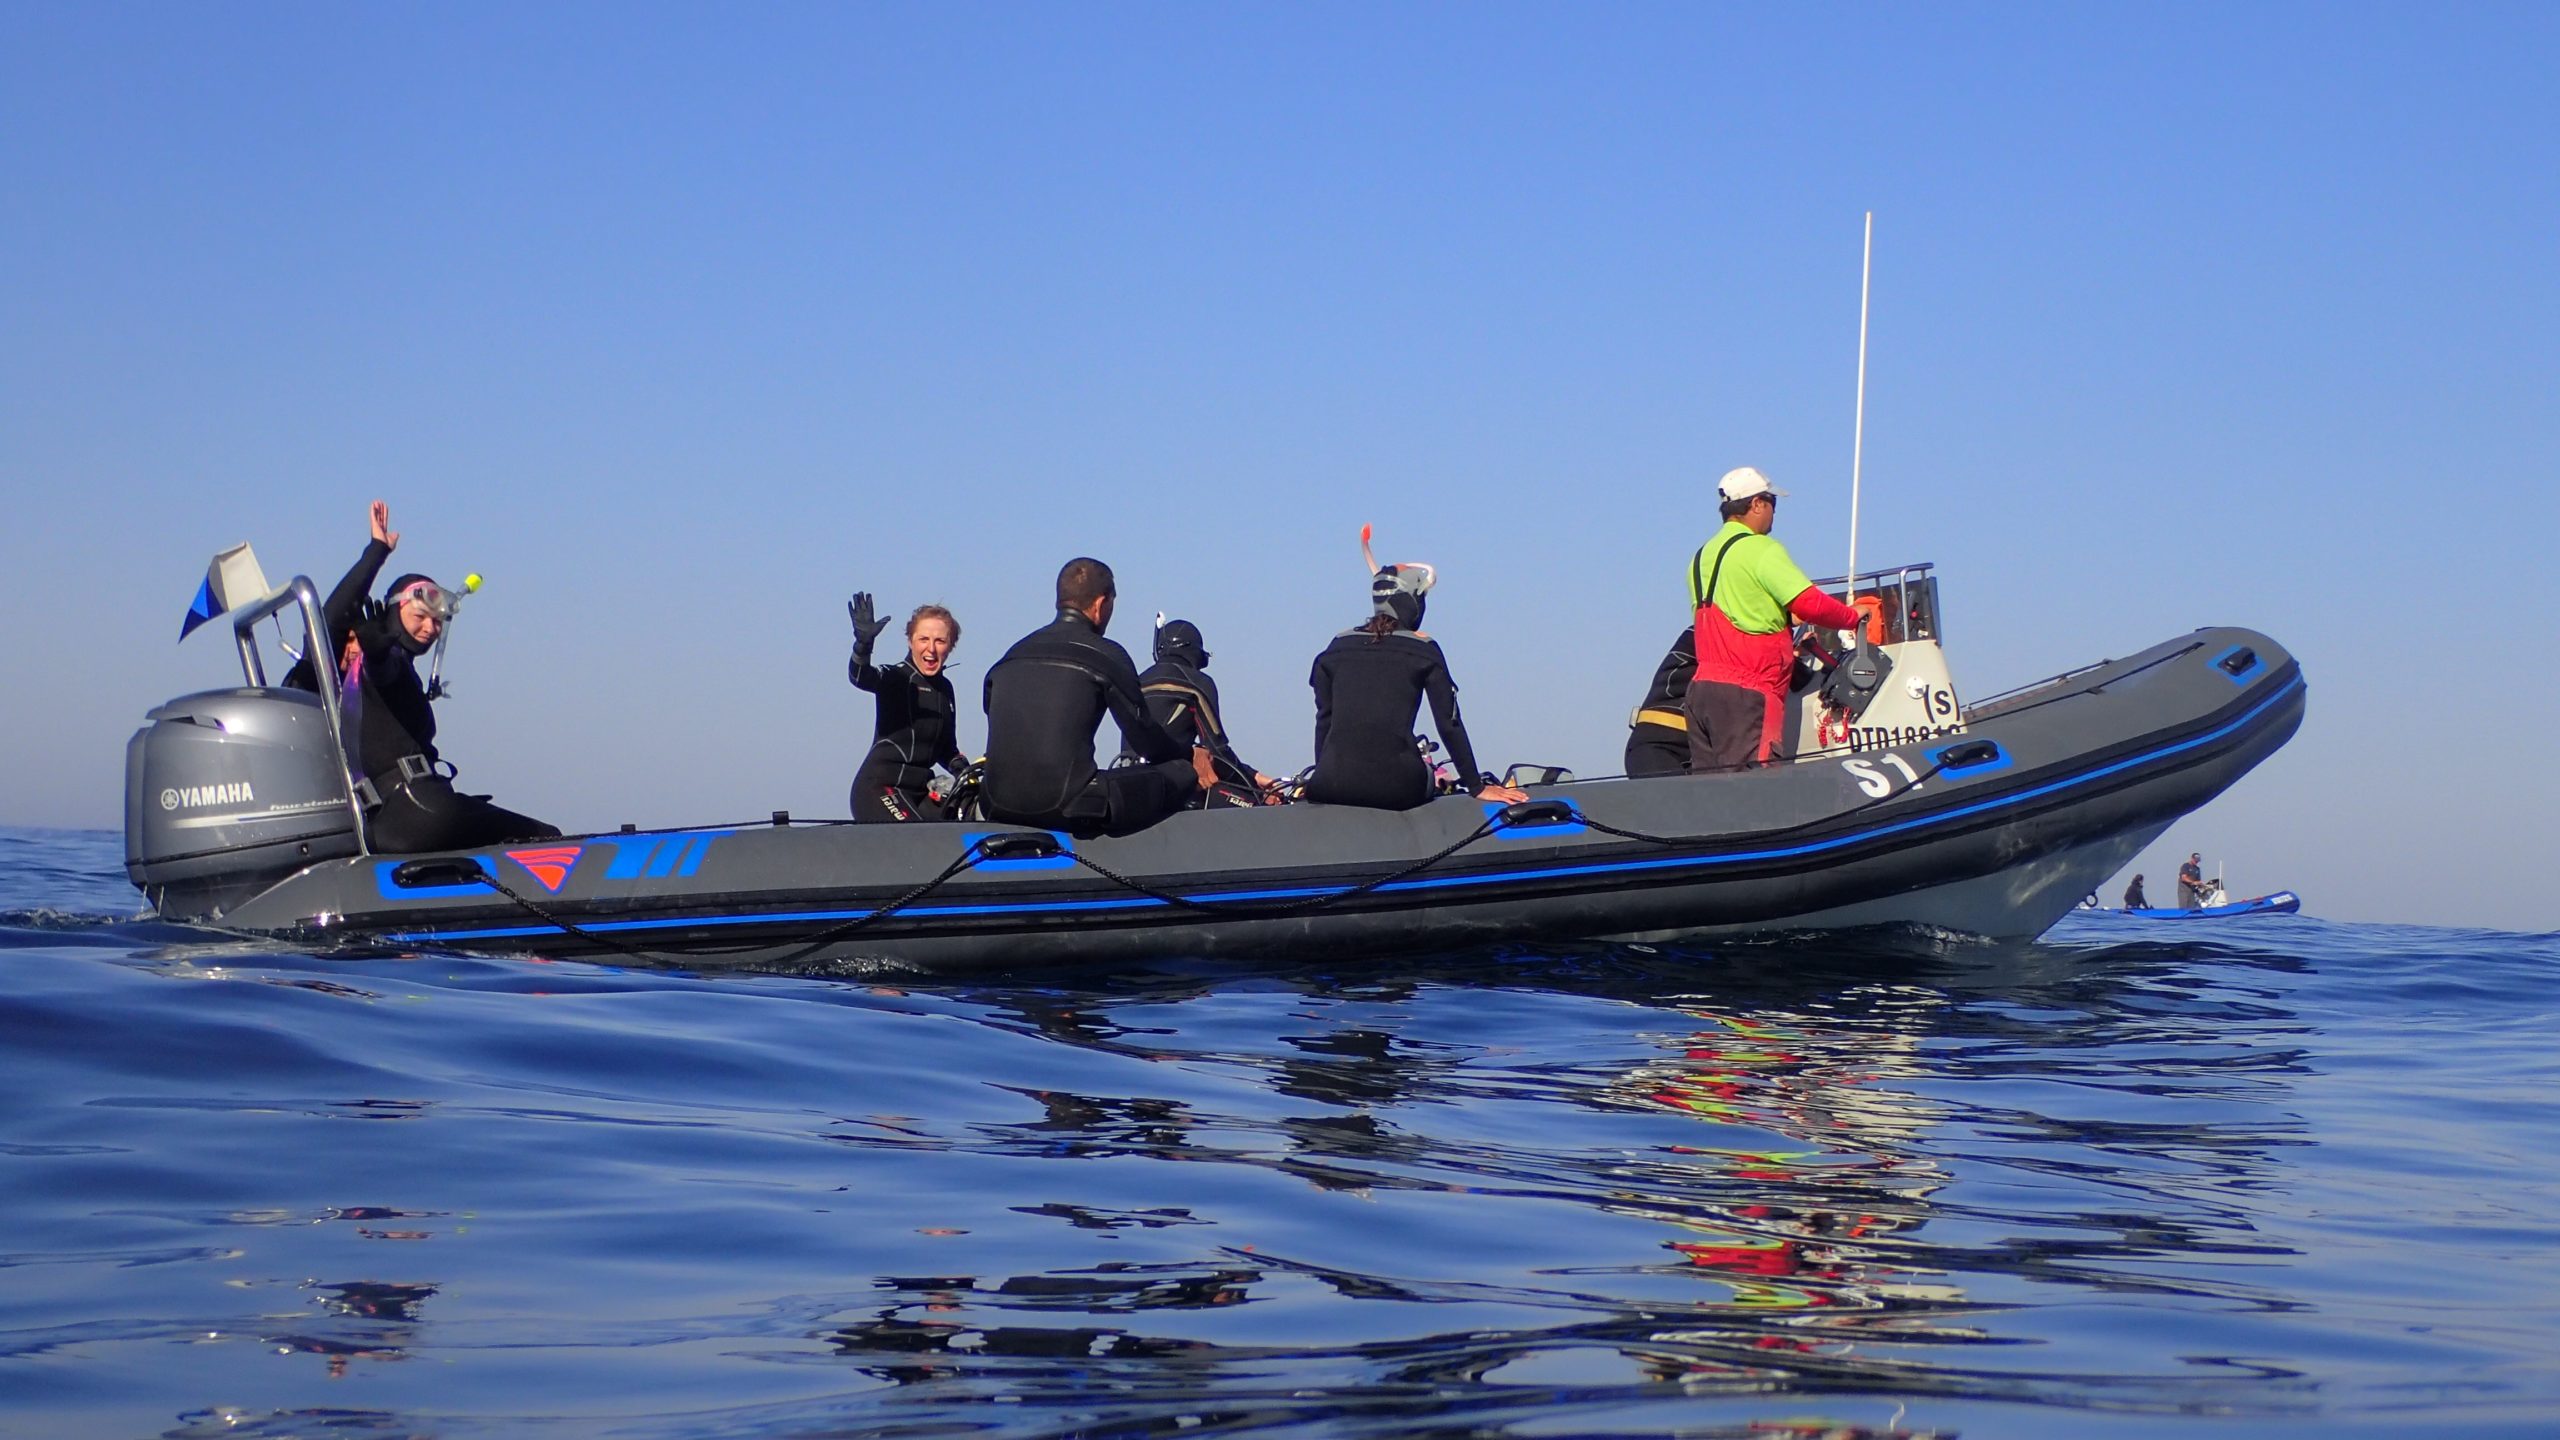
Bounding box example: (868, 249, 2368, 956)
(4, 825, 2557, 1439)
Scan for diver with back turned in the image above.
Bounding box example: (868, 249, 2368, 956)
(1623, 626, 1700, 778)
(1304, 529, 1528, 810)
(846, 593, 969, 821)
(1121, 617, 1279, 805)
(297, 501, 559, 854)
(980, 558, 1216, 837)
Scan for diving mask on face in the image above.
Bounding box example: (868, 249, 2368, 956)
(391, 571, 482, 623)
(393, 581, 461, 622)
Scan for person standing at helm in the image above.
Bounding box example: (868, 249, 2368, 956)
(304, 500, 559, 853)
(981, 558, 1216, 838)
(846, 593, 969, 822)
(1684, 467, 1865, 772)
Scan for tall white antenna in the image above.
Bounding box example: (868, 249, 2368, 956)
(1846, 211, 1874, 602)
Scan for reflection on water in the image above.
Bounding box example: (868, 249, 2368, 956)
(1620, 995, 1975, 1372)
(786, 945, 2329, 1434)
(5, 836, 2548, 1440)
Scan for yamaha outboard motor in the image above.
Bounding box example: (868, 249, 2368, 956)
(126, 573, 366, 921)
(125, 687, 363, 920)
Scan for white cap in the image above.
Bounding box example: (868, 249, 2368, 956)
(1718, 466, 1786, 503)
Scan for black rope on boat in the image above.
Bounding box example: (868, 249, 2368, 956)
(424, 756, 1955, 964)
(423, 871, 668, 963)
(690, 839, 1008, 966)
(1957, 641, 2203, 724)
(1042, 756, 1948, 917)
(432, 837, 1007, 965)
(1050, 812, 1511, 919)
(1568, 756, 1953, 850)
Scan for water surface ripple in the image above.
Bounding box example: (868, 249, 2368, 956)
(3, 826, 2556, 1438)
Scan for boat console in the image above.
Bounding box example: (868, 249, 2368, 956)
(1786, 562, 1966, 759)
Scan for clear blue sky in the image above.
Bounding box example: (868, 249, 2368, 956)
(4, 5, 2553, 929)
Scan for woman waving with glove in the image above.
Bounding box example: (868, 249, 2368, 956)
(846, 591, 969, 821)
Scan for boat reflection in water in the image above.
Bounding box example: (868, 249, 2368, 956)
(803, 940, 2314, 1434)
(1608, 990, 1982, 1391)
(807, 959, 2088, 1436)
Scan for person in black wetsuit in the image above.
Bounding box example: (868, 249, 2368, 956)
(846, 593, 968, 821)
(2123, 874, 2149, 909)
(1121, 617, 1276, 805)
(1304, 539, 1528, 811)
(303, 501, 558, 854)
(1624, 626, 1698, 778)
(981, 558, 1215, 837)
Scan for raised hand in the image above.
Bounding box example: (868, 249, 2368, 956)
(847, 591, 888, 654)
(369, 500, 400, 551)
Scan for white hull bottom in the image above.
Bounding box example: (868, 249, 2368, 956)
(1605, 822, 2173, 947)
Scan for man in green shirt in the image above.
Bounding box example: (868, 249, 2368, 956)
(1684, 467, 1864, 770)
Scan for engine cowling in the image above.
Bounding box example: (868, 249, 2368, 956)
(125, 687, 361, 920)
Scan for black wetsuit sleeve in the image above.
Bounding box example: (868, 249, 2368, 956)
(1423, 645, 1484, 791)
(848, 637, 884, 693)
(1194, 673, 1252, 776)
(940, 678, 967, 774)
(323, 539, 393, 644)
(1107, 647, 1188, 764)
(1647, 628, 1698, 708)
(1143, 687, 1198, 748)
(1310, 654, 1334, 760)
(1151, 672, 1251, 780)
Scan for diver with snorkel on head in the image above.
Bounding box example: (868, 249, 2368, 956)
(295, 500, 559, 854)
(1303, 527, 1528, 811)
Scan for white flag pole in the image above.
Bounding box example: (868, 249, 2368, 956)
(1846, 212, 1873, 604)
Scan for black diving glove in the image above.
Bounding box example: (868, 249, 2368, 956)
(848, 591, 887, 660)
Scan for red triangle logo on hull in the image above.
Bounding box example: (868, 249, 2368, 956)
(506, 845, 584, 893)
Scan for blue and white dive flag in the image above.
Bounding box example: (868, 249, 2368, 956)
(178, 543, 274, 641)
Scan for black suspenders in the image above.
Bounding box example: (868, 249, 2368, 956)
(1691, 532, 1750, 614)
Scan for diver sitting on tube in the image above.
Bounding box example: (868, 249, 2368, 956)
(292, 501, 559, 854)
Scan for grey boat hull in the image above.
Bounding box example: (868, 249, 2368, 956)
(170, 626, 2304, 972)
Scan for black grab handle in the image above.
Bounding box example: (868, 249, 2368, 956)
(1499, 799, 1580, 829)
(974, 832, 1065, 863)
(391, 858, 492, 890)
(1935, 740, 2004, 771)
